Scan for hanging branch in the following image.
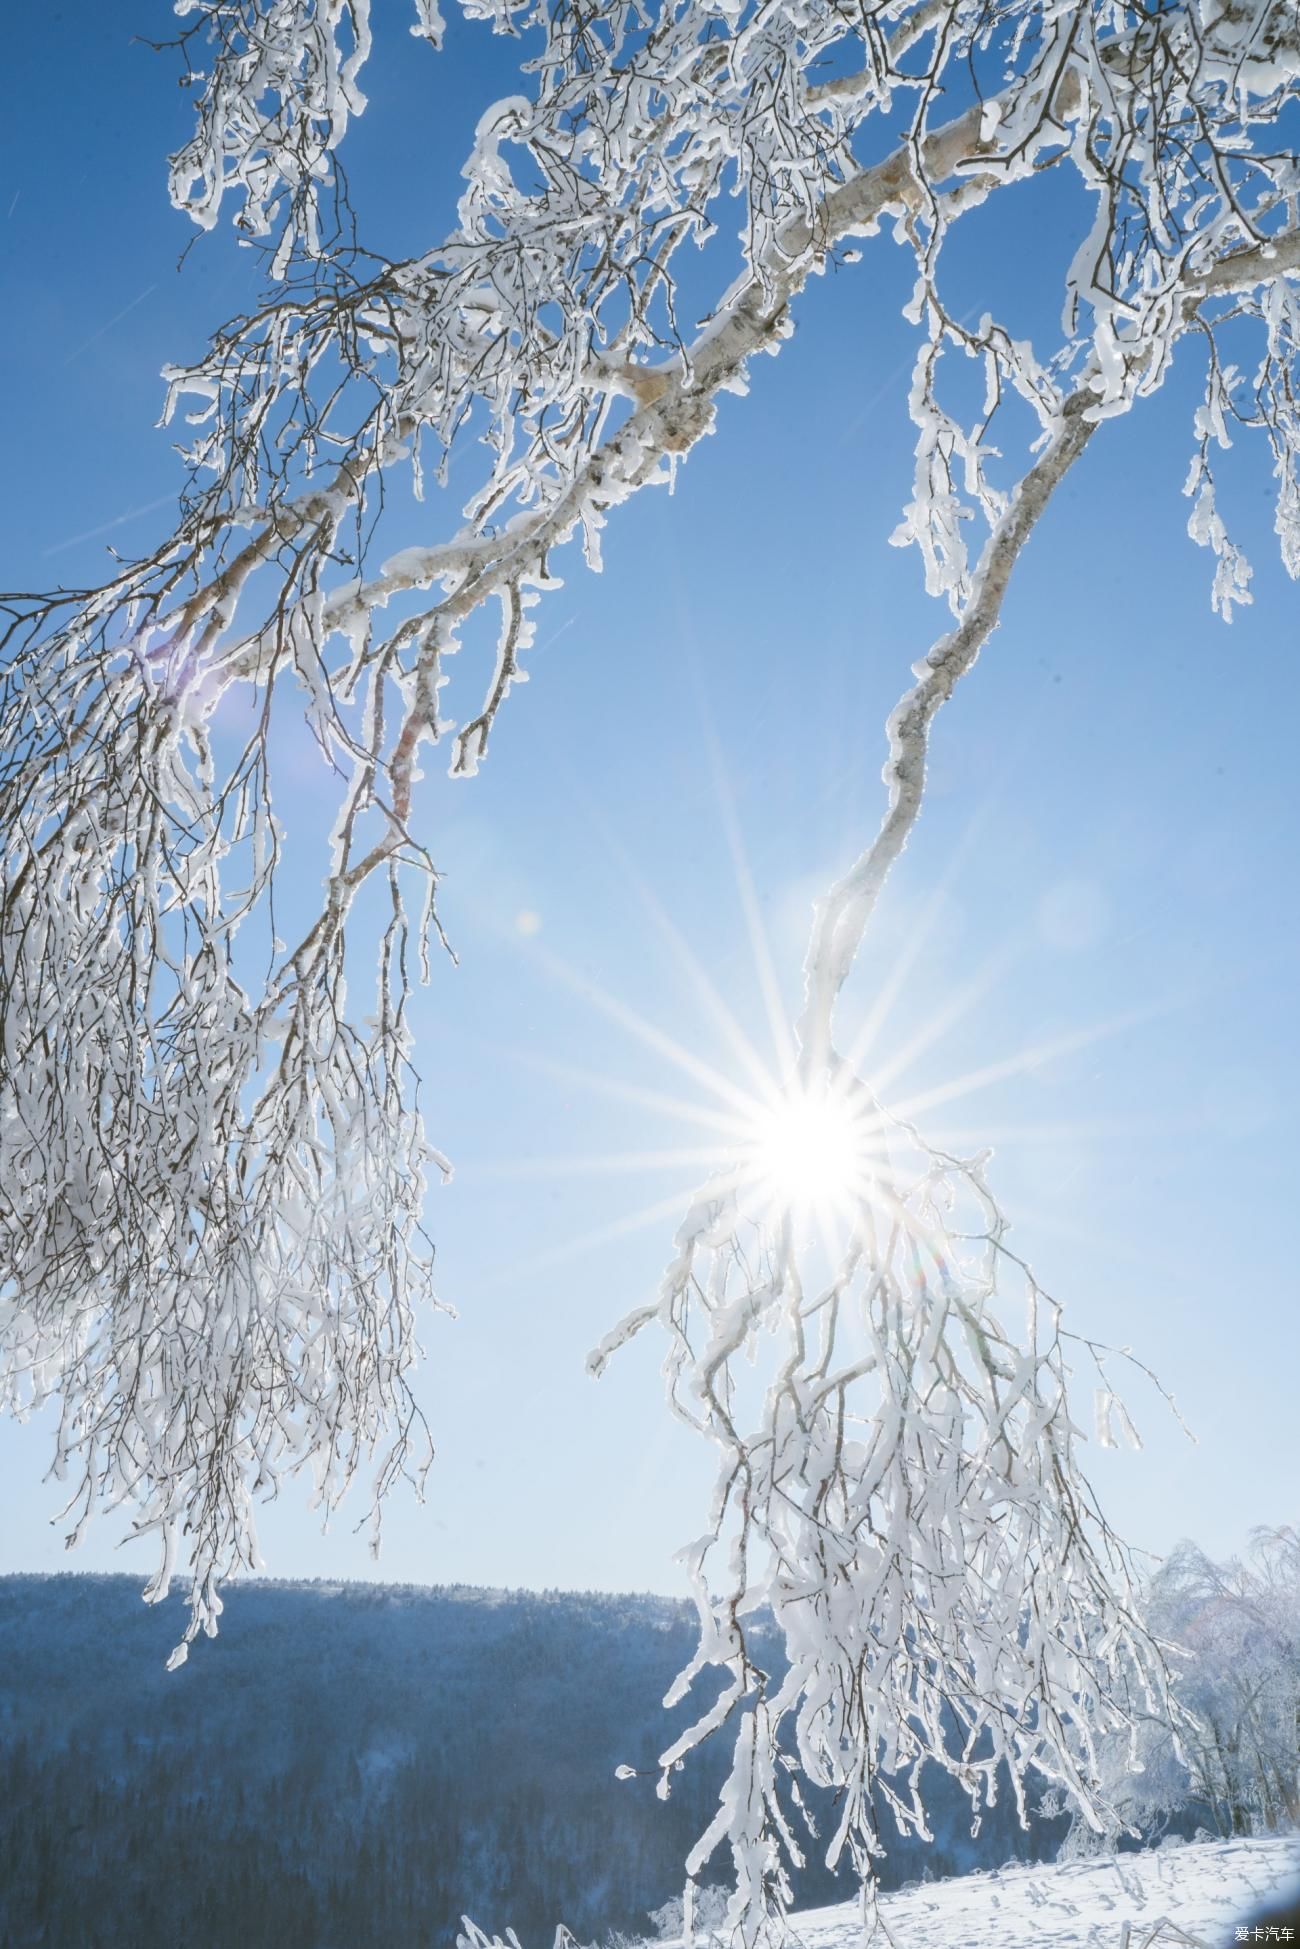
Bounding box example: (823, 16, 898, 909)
(2, 0, 1298, 1661)
(588, 232, 1296, 1943)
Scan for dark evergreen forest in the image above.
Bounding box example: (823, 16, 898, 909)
(0, 1575, 1073, 1948)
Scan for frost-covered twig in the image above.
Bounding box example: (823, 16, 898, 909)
(588, 372, 1161, 1942)
(588, 304, 1274, 1937)
(2, 0, 1299, 1648)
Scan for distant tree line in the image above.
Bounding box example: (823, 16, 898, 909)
(0, 1576, 1072, 1948)
(7, 1543, 1291, 1949)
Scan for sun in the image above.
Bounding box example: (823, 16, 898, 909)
(487, 773, 1143, 1284)
(745, 1077, 876, 1221)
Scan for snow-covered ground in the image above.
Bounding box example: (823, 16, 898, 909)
(786, 1837, 1300, 1949)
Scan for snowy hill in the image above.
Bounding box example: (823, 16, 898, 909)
(1, 1576, 1292, 1949)
(783, 1837, 1300, 1949)
(0, 1573, 1065, 1946)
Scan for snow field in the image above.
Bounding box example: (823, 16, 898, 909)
(781, 1837, 1300, 1949)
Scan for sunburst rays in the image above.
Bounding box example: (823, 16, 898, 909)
(466, 743, 1175, 1298)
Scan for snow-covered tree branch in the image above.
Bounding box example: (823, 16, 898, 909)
(1, 0, 1297, 1863)
(585, 369, 1159, 1943)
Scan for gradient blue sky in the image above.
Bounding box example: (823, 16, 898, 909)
(1, 4, 1296, 1599)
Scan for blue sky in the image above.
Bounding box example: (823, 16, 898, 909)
(1, 4, 1296, 1599)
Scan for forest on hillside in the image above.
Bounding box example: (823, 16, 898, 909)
(0, 1575, 1084, 1949)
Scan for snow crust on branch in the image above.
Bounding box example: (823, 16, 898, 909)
(168, 0, 379, 248)
(588, 375, 1179, 1943)
(2, 0, 1298, 1679)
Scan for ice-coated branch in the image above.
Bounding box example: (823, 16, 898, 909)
(3, 0, 1299, 1645)
(587, 300, 1265, 1941)
(796, 380, 1099, 1073)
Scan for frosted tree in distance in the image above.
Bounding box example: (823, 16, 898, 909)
(1, 0, 1297, 1916)
(1081, 1529, 1300, 1842)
